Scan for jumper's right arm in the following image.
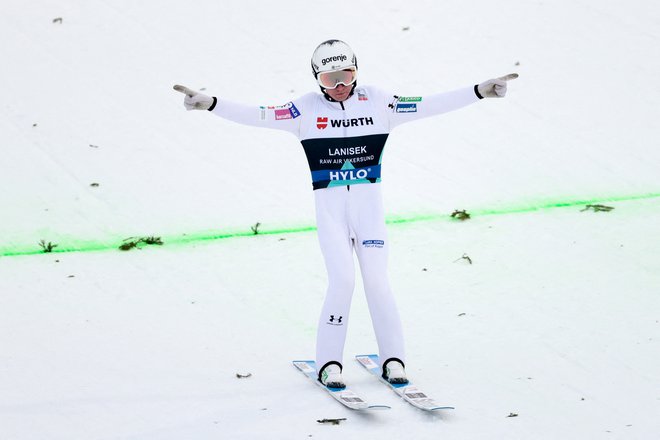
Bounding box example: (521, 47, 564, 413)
(173, 84, 302, 136)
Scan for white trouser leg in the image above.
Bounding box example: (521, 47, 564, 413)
(314, 186, 355, 372)
(350, 184, 405, 367)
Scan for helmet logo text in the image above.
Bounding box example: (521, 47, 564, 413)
(321, 54, 348, 66)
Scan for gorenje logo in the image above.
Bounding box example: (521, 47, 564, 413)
(321, 54, 348, 65)
(316, 117, 374, 129)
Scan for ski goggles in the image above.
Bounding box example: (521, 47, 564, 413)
(317, 67, 357, 89)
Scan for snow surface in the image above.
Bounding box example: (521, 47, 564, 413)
(1, 0, 659, 439)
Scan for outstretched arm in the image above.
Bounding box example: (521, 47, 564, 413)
(385, 73, 518, 129)
(173, 84, 303, 136)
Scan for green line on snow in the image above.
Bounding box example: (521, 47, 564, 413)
(2, 192, 659, 258)
(384, 192, 660, 225)
(164, 225, 319, 246)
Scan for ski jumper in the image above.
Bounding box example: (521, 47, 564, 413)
(209, 85, 481, 372)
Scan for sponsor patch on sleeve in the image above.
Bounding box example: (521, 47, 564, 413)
(274, 108, 292, 120)
(260, 102, 301, 121)
(272, 101, 301, 120)
(288, 102, 301, 118)
(389, 95, 422, 112)
(395, 103, 417, 113)
(398, 96, 422, 102)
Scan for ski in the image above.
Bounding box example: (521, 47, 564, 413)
(355, 354, 454, 412)
(293, 360, 390, 411)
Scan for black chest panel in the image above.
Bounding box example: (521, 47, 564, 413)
(300, 133, 389, 190)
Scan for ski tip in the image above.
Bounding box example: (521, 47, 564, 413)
(367, 405, 391, 411)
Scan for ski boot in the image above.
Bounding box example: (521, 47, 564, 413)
(318, 361, 346, 389)
(382, 357, 409, 385)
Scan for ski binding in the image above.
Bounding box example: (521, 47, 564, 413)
(355, 354, 454, 411)
(293, 360, 390, 411)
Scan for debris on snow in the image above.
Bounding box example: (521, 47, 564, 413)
(119, 236, 164, 251)
(581, 204, 614, 212)
(317, 418, 346, 425)
(451, 210, 471, 221)
(453, 253, 473, 264)
(38, 240, 58, 253)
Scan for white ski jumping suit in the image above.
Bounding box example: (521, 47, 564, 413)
(209, 85, 481, 373)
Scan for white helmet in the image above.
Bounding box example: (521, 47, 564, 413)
(311, 40, 357, 78)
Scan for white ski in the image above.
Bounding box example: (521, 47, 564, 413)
(293, 360, 390, 411)
(355, 354, 455, 412)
